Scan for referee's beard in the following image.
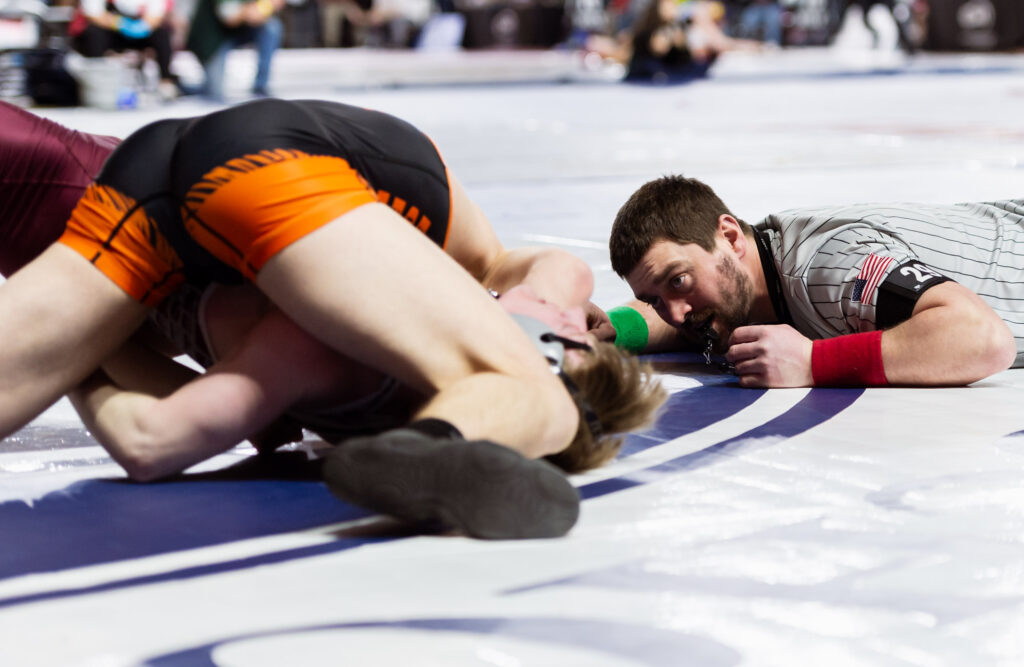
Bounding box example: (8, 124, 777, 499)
(687, 252, 754, 353)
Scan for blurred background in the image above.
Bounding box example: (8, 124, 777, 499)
(0, 0, 1021, 108)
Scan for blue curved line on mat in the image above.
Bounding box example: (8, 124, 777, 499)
(0, 538, 374, 611)
(580, 387, 864, 500)
(143, 617, 741, 667)
(0, 477, 373, 582)
(618, 351, 764, 458)
(620, 382, 765, 457)
(0, 377, 862, 609)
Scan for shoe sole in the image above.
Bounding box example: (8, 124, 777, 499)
(322, 434, 580, 539)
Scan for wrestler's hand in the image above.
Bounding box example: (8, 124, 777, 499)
(585, 301, 616, 342)
(725, 324, 814, 388)
(249, 415, 304, 454)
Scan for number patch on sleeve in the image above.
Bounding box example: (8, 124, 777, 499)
(876, 260, 953, 328)
(889, 260, 949, 294)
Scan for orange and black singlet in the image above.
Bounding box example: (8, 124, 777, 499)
(59, 99, 453, 306)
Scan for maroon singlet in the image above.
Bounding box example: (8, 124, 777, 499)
(0, 101, 119, 276)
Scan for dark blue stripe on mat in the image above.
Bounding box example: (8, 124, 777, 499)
(0, 538, 381, 611)
(581, 388, 864, 500)
(619, 352, 762, 457)
(0, 476, 372, 581)
(620, 383, 765, 456)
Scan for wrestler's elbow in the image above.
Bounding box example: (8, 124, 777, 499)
(122, 460, 162, 483)
(116, 441, 166, 482)
(556, 251, 595, 305)
(519, 248, 593, 307)
(110, 421, 176, 483)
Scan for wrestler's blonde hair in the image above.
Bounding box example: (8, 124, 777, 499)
(546, 342, 666, 473)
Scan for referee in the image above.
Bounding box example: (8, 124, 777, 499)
(602, 174, 1021, 388)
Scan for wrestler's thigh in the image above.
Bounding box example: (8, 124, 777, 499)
(255, 203, 550, 395)
(0, 244, 148, 434)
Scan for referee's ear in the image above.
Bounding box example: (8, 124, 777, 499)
(717, 214, 749, 258)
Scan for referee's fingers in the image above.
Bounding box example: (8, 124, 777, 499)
(725, 340, 759, 363)
(727, 325, 766, 346)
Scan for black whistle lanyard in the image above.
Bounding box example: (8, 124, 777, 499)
(755, 229, 794, 328)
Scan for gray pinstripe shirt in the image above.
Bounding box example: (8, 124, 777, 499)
(755, 199, 1024, 367)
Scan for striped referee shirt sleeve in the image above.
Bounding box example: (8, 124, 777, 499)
(802, 225, 929, 335)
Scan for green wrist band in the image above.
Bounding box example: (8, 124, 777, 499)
(607, 306, 649, 352)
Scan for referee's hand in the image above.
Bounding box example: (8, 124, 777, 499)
(725, 324, 814, 388)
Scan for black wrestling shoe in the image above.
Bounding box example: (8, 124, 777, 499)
(322, 430, 580, 539)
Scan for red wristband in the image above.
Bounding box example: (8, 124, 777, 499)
(811, 331, 888, 387)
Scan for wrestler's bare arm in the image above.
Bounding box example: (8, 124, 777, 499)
(442, 174, 593, 310)
(480, 247, 594, 310)
(98, 334, 200, 397)
(70, 309, 350, 481)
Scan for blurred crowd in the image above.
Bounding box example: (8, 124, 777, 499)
(580, 0, 931, 82)
(0, 0, 1011, 105)
(1, 0, 452, 104)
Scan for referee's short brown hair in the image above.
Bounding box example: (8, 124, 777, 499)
(609, 175, 751, 277)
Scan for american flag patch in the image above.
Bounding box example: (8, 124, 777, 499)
(851, 254, 894, 303)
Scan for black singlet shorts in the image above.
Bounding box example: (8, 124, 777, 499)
(58, 99, 453, 306)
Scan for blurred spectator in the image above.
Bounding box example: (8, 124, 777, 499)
(186, 0, 283, 101)
(733, 0, 782, 46)
(575, 0, 641, 64)
(68, 0, 181, 97)
(280, 0, 322, 48)
(365, 0, 431, 46)
(320, 0, 430, 48)
(845, 0, 916, 52)
(626, 0, 758, 83)
(319, 0, 369, 47)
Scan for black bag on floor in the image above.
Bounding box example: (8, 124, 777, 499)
(0, 48, 80, 106)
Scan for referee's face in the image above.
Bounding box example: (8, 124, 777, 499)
(626, 238, 754, 350)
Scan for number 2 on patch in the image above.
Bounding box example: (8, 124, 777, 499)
(900, 262, 940, 284)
